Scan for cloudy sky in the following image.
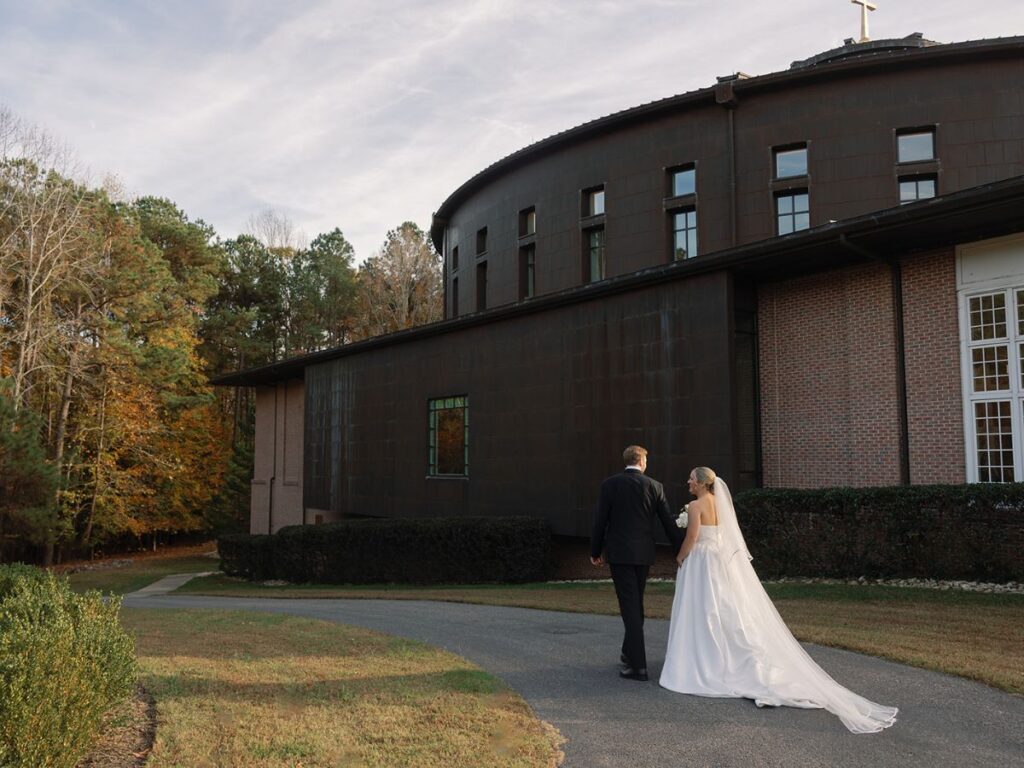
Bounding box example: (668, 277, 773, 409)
(1, 0, 1021, 259)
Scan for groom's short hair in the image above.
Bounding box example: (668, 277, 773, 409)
(623, 445, 647, 466)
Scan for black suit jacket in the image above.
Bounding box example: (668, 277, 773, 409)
(590, 468, 682, 564)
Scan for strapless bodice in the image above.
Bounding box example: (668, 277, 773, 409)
(697, 525, 719, 543)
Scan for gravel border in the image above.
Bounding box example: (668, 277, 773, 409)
(549, 576, 1024, 594)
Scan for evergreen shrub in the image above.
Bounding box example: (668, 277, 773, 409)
(0, 564, 137, 768)
(220, 517, 553, 584)
(733, 483, 1024, 581)
(218, 533, 276, 580)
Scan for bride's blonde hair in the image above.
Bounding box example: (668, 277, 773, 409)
(692, 466, 716, 493)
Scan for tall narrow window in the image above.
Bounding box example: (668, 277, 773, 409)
(476, 227, 487, 255)
(519, 207, 536, 237)
(897, 129, 935, 163)
(776, 191, 809, 235)
(774, 145, 808, 179)
(519, 244, 535, 300)
(451, 245, 459, 271)
(452, 277, 459, 316)
(671, 208, 698, 260)
(585, 228, 605, 282)
(896, 127, 938, 205)
(963, 288, 1023, 482)
(476, 262, 487, 311)
(666, 165, 697, 261)
(428, 396, 468, 477)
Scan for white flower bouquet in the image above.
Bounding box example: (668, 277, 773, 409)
(676, 504, 689, 528)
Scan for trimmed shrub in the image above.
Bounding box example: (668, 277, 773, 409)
(218, 533, 276, 580)
(221, 517, 553, 585)
(0, 565, 137, 768)
(734, 483, 1024, 581)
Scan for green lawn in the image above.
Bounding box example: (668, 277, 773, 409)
(63, 551, 216, 595)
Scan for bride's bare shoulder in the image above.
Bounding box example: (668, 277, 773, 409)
(694, 495, 717, 524)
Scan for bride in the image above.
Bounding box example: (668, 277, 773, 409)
(659, 467, 898, 734)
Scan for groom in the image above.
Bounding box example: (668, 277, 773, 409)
(590, 445, 682, 681)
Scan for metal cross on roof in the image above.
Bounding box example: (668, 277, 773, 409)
(851, 0, 878, 43)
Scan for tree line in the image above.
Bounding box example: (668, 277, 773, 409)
(0, 106, 443, 564)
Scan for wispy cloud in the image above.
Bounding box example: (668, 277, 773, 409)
(1, 0, 1020, 258)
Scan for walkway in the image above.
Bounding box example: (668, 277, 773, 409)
(125, 579, 1024, 768)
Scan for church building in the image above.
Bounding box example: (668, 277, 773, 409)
(213, 32, 1024, 538)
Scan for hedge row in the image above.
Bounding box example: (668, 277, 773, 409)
(733, 483, 1024, 581)
(0, 564, 137, 768)
(220, 516, 554, 584)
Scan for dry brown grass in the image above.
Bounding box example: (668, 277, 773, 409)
(121, 608, 564, 768)
(775, 599, 1024, 695)
(76, 685, 155, 768)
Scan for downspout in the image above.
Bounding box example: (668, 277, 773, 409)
(728, 108, 737, 247)
(839, 235, 911, 485)
(889, 260, 911, 485)
(715, 75, 741, 247)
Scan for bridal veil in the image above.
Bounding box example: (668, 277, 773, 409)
(709, 478, 898, 734)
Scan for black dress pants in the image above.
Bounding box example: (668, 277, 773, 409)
(609, 562, 650, 670)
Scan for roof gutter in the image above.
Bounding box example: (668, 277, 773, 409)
(218, 175, 1024, 387)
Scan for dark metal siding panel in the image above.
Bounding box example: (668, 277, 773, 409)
(732, 280, 761, 491)
(309, 271, 737, 537)
(445, 56, 1024, 316)
(303, 365, 331, 511)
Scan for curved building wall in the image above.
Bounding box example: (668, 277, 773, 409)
(439, 44, 1024, 318)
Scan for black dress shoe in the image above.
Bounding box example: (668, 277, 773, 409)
(619, 667, 649, 681)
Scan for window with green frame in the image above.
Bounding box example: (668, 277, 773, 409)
(428, 396, 469, 476)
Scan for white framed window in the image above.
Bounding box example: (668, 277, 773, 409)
(958, 234, 1024, 483)
(959, 283, 1024, 482)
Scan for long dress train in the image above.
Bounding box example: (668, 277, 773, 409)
(658, 480, 897, 734)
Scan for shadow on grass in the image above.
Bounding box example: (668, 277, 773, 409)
(123, 608, 439, 660)
(139, 667, 507, 704)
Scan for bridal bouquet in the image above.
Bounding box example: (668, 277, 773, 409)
(676, 504, 689, 528)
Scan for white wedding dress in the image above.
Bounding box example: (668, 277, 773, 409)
(659, 479, 898, 734)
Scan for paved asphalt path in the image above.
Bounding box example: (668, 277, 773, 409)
(124, 585, 1024, 768)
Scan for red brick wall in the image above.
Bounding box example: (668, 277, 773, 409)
(901, 250, 965, 483)
(758, 263, 902, 488)
(759, 254, 966, 488)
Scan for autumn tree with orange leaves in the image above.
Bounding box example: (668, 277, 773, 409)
(0, 106, 445, 564)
